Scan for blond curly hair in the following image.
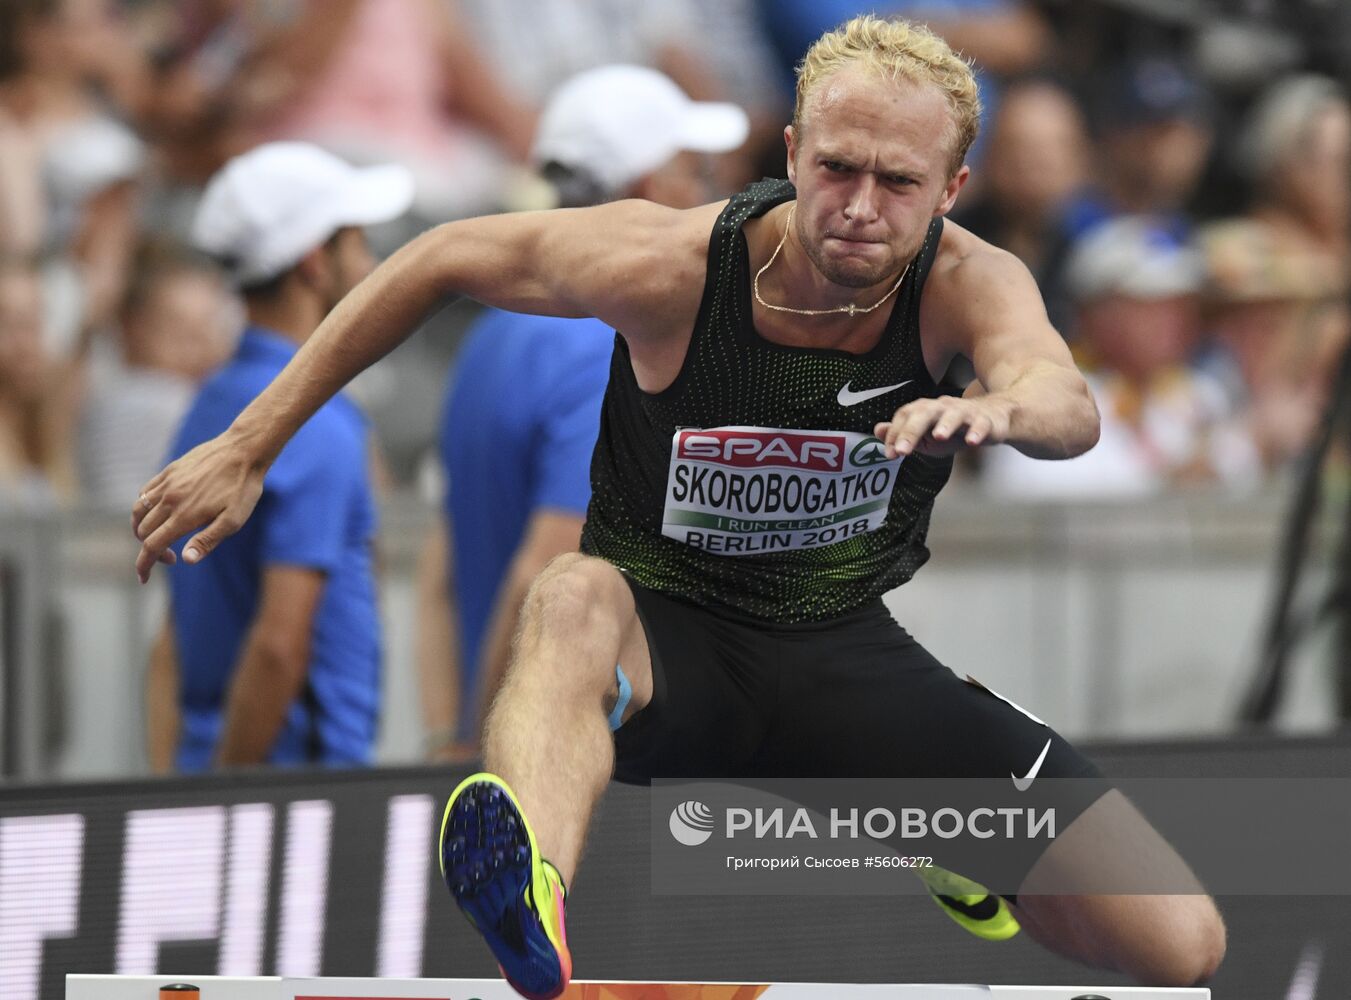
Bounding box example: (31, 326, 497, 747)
(794, 15, 982, 176)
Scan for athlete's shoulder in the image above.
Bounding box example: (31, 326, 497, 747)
(925, 221, 1043, 319)
(673, 199, 730, 255)
(572, 198, 726, 342)
(584, 197, 724, 242)
(930, 219, 1031, 289)
(921, 221, 1050, 357)
(538, 198, 722, 280)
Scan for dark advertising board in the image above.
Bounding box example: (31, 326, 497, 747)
(2, 738, 1348, 1000)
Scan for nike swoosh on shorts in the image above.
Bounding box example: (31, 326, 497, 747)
(1012, 737, 1053, 792)
(837, 380, 913, 407)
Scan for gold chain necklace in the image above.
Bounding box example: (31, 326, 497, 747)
(753, 206, 910, 318)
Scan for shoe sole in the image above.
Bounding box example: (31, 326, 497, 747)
(440, 773, 571, 999)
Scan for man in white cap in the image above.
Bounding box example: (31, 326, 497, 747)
(529, 64, 751, 210)
(422, 65, 750, 761)
(146, 142, 414, 772)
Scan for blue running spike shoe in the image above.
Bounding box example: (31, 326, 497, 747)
(439, 773, 572, 1000)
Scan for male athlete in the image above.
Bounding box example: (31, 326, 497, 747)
(133, 16, 1225, 998)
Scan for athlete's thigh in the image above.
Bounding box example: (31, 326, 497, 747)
(1014, 790, 1223, 985)
(611, 577, 776, 783)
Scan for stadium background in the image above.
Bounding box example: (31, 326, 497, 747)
(1, 0, 1350, 998)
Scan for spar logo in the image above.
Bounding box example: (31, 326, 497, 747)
(669, 800, 716, 846)
(676, 429, 844, 471)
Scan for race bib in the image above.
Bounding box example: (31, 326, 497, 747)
(661, 426, 902, 556)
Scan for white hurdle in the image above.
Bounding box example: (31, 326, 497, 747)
(66, 975, 1210, 1000)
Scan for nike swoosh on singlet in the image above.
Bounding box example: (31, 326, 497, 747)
(836, 380, 912, 407)
(1012, 737, 1053, 792)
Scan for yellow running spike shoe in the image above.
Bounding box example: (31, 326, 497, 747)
(440, 773, 572, 999)
(915, 864, 1021, 941)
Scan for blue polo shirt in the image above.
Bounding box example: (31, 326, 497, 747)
(167, 326, 381, 770)
(440, 309, 613, 735)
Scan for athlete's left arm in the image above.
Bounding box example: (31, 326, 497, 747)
(876, 244, 1100, 460)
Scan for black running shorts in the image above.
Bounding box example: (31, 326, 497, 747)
(613, 578, 1110, 892)
(614, 577, 1105, 786)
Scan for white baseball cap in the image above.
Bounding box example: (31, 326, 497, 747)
(192, 142, 415, 285)
(1065, 217, 1204, 303)
(532, 65, 750, 195)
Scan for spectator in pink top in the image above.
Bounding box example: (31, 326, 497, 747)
(143, 0, 535, 221)
(259, 0, 536, 220)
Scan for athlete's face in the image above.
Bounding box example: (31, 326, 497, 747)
(786, 67, 969, 289)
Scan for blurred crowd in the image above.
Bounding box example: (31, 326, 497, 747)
(0, 0, 1347, 513)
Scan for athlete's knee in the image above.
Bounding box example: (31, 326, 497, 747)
(1119, 895, 1226, 986)
(1154, 897, 1225, 986)
(1019, 890, 1224, 987)
(522, 553, 632, 658)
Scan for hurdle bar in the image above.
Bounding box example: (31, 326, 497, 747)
(67, 975, 1209, 999)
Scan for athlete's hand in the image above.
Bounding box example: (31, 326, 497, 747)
(132, 430, 267, 583)
(874, 395, 1013, 458)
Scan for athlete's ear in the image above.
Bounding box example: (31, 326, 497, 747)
(934, 164, 970, 217)
(785, 125, 799, 185)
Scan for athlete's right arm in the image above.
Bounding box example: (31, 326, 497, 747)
(131, 200, 715, 581)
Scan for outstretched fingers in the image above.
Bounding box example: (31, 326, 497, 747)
(136, 511, 194, 583)
(962, 411, 995, 447)
(130, 472, 168, 535)
(133, 491, 177, 543)
(135, 503, 242, 583)
(929, 408, 970, 443)
(130, 431, 269, 582)
(874, 396, 1004, 457)
(877, 399, 945, 457)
